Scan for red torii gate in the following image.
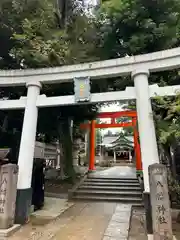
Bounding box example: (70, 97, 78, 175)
(80, 111, 142, 174)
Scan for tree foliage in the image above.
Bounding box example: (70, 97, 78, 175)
(153, 95, 180, 145)
(99, 0, 180, 57)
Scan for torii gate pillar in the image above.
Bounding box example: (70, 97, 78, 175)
(132, 117, 142, 175)
(132, 69, 160, 236)
(15, 81, 41, 224)
(89, 120, 96, 171)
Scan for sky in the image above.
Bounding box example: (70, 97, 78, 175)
(84, 0, 98, 6)
(100, 103, 122, 113)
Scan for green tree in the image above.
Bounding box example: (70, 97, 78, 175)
(152, 95, 180, 162)
(99, 0, 180, 57)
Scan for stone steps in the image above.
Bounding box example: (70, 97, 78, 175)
(82, 182, 140, 187)
(75, 189, 142, 197)
(79, 185, 141, 191)
(73, 195, 143, 204)
(72, 175, 143, 205)
(85, 178, 138, 183)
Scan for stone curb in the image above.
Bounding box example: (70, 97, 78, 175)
(68, 173, 88, 199)
(103, 204, 132, 240)
(30, 201, 74, 225)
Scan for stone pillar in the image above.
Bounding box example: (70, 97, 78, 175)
(84, 129, 90, 166)
(113, 150, 116, 163)
(56, 148, 60, 169)
(15, 81, 41, 224)
(56, 141, 61, 169)
(0, 164, 18, 229)
(70, 120, 73, 141)
(73, 138, 81, 172)
(132, 70, 159, 236)
(129, 151, 132, 162)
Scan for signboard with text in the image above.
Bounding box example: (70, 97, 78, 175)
(149, 163, 173, 240)
(74, 77, 91, 103)
(0, 164, 18, 229)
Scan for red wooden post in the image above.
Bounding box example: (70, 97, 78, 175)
(132, 117, 142, 174)
(111, 118, 116, 124)
(89, 120, 96, 171)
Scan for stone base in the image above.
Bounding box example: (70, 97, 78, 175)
(15, 188, 32, 224)
(74, 165, 87, 175)
(143, 191, 153, 235)
(0, 224, 21, 238)
(137, 173, 144, 191)
(0, 218, 14, 230)
(88, 169, 96, 173)
(148, 234, 177, 240)
(136, 170, 143, 177)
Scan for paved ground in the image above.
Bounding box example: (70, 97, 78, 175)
(89, 166, 136, 179)
(9, 166, 136, 239)
(8, 202, 132, 240)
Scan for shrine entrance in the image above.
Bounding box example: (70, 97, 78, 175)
(80, 110, 142, 176)
(0, 47, 180, 237)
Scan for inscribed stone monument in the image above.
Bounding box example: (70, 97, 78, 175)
(148, 163, 173, 240)
(0, 164, 18, 229)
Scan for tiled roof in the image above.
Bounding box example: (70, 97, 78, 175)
(101, 135, 134, 149)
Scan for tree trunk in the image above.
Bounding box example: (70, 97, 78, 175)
(171, 141, 180, 181)
(159, 144, 170, 165)
(57, 118, 76, 182)
(162, 143, 175, 176)
(57, 0, 71, 29)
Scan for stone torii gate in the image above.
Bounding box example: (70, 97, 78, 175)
(0, 48, 180, 237)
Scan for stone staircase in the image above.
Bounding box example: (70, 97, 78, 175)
(72, 176, 143, 205)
